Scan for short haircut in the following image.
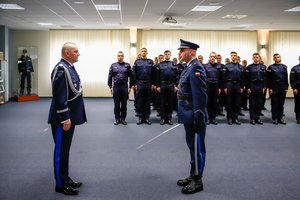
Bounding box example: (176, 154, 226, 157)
(253, 53, 260, 56)
(273, 53, 280, 57)
(230, 51, 237, 55)
(164, 50, 171, 54)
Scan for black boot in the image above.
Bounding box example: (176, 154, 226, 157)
(177, 175, 193, 187)
(181, 175, 203, 194)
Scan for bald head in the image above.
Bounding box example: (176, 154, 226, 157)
(61, 42, 80, 64)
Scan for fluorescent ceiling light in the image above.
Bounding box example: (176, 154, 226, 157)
(192, 5, 222, 11)
(73, 1, 85, 5)
(285, 6, 300, 12)
(233, 24, 256, 28)
(222, 15, 248, 19)
(0, 4, 24, 10)
(37, 22, 55, 26)
(95, 4, 120, 11)
(105, 23, 121, 26)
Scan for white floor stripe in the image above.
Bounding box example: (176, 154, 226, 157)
(136, 124, 181, 150)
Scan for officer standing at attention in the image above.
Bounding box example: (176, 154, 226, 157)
(222, 51, 244, 125)
(18, 49, 34, 95)
(244, 53, 266, 125)
(216, 54, 226, 116)
(156, 50, 178, 125)
(48, 42, 87, 195)
(204, 51, 221, 125)
(108, 51, 132, 125)
(289, 55, 300, 124)
(176, 39, 208, 194)
(267, 53, 289, 125)
(132, 48, 155, 125)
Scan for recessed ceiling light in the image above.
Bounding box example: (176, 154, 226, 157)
(73, 1, 85, 5)
(222, 15, 248, 19)
(285, 6, 300, 12)
(37, 22, 55, 26)
(192, 5, 222, 12)
(0, 4, 24, 10)
(95, 4, 120, 11)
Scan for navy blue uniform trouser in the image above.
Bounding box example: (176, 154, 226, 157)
(249, 90, 263, 120)
(51, 124, 75, 188)
(20, 72, 32, 90)
(225, 87, 241, 121)
(294, 89, 300, 119)
(160, 83, 174, 120)
(184, 124, 206, 176)
(207, 83, 219, 121)
(270, 90, 286, 120)
(136, 82, 151, 119)
(113, 85, 128, 120)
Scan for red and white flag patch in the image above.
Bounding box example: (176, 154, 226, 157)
(195, 71, 201, 77)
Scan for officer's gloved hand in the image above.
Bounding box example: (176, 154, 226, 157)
(193, 121, 205, 133)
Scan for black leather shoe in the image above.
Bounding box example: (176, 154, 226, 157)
(55, 186, 79, 195)
(256, 119, 263, 125)
(243, 107, 249, 111)
(114, 119, 120, 125)
(227, 119, 233, 125)
(210, 120, 218, 125)
(181, 178, 203, 194)
(278, 119, 287, 125)
(233, 120, 241, 125)
(177, 176, 193, 187)
(160, 119, 165, 125)
(137, 118, 142, 125)
(250, 120, 255, 125)
(145, 119, 151, 125)
(218, 112, 225, 116)
(262, 107, 267, 110)
(65, 180, 82, 188)
(121, 120, 127, 125)
(272, 119, 278, 125)
(167, 119, 173, 125)
(297, 119, 300, 124)
(239, 112, 245, 116)
(259, 112, 264, 116)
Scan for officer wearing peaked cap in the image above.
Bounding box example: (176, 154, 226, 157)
(176, 39, 208, 194)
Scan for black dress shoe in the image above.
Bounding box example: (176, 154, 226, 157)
(114, 119, 120, 125)
(121, 120, 127, 125)
(256, 119, 263, 125)
(181, 178, 203, 194)
(297, 119, 300, 124)
(218, 112, 225, 116)
(262, 107, 267, 110)
(210, 120, 218, 125)
(145, 119, 151, 125)
(55, 186, 79, 195)
(278, 119, 287, 125)
(65, 180, 82, 188)
(259, 112, 264, 116)
(243, 107, 249, 111)
(177, 176, 193, 187)
(239, 112, 245, 116)
(272, 119, 278, 125)
(227, 119, 233, 125)
(250, 120, 255, 125)
(137, 118, 142, 125)
(167, 119, 173, 125)
(233, 119, 241, 125)
(160, 119, 165, 125)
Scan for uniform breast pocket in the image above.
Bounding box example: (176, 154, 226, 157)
(177, 100, 194, 124)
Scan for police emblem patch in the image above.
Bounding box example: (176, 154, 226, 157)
(195, 72, 201, 77)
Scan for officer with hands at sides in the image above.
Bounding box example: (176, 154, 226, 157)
(176, 39, 208, 194)
(289, 55, 300, 124)
(48, 42, 87, 195)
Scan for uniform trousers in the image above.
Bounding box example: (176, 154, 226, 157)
(51, 124, 75, 188)
(249, 90, 263, 120)
(184, 124, 206, 176)
(270, 90, 286, 120)
(160, 82, 174, 120)
(136, 82, 151, 120)
(113, 84, 128, 120)
(293, 89, 300, 119)
(207, 83, 219, 121)
(225, 83, 241, 121)
(20, 72, 32, 90)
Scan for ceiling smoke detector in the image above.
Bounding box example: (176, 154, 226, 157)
(162, 16, 177, 25)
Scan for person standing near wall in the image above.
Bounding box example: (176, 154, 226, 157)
(18, 49, 34, 95)
(289, 55, 300, 124)
(48, 42, 87, 195)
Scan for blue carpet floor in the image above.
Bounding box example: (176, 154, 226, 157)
(0, 98, 299, 200)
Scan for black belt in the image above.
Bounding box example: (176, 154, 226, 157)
(178, 94, 192, 101)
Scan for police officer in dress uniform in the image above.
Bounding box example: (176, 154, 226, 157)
(267, 53, 289, 125)
(48, 42, 87, 195)
(108, 51, 132, 125)
(289, 56, 300, 124)
(204, 52, 221, 125)
(18, 49, 34, 95)
(132, 48, 155, 125)
(222, 51, 244, 125)
(176, 39, 208, 194)
(244, 53, 266, 125)
(216, 54, 226, 116)
(156, 50, 178, 125)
